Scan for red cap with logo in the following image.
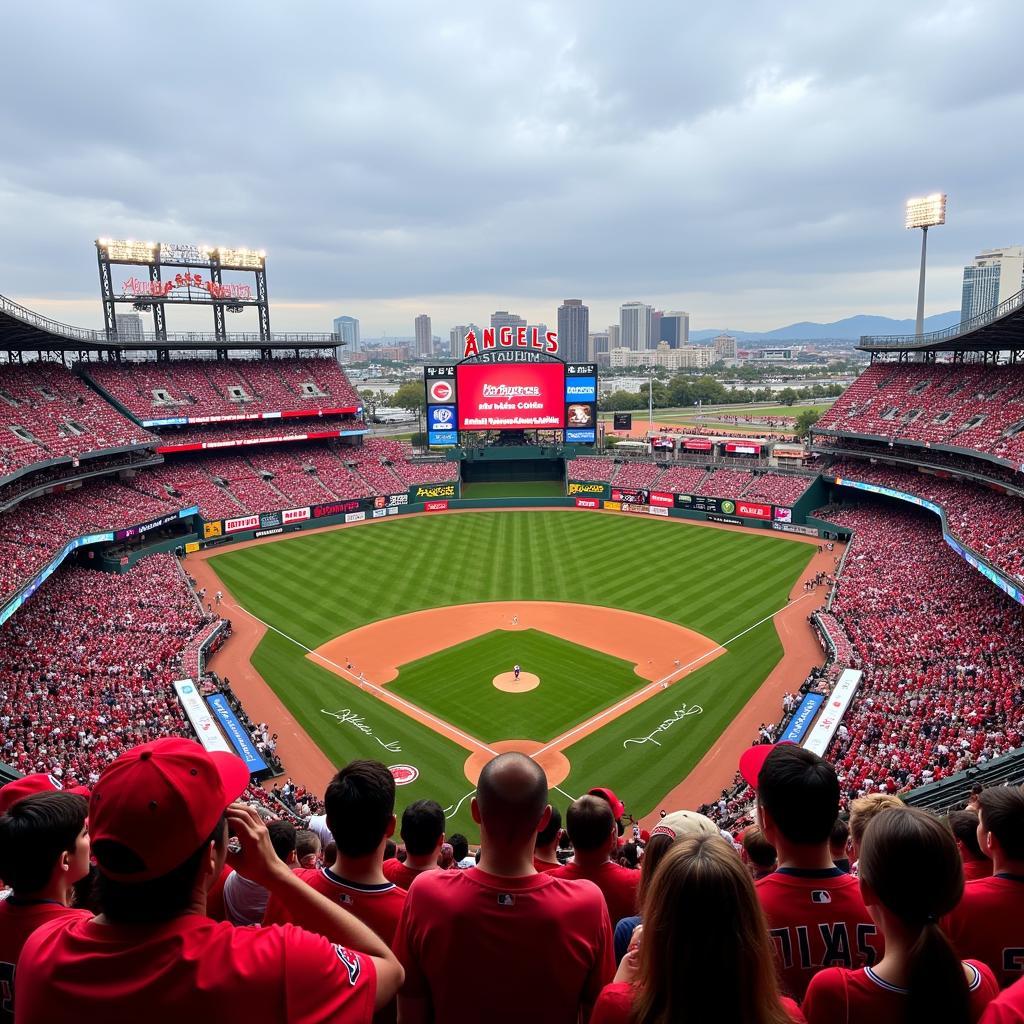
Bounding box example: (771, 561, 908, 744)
(588, 787, 625, 819)
(0, 774, 90, 816)
(738, 742, 796, 790)
(89, 737, 250, 882)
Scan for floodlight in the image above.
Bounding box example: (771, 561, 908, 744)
(905, 193, 947, 230)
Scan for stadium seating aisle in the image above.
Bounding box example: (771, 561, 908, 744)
(0, 361, 155, 480)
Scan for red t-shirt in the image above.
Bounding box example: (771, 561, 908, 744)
(14, 912, 376, 1024)
(947, 875, 1024, 988)
(393, 866, 613, 1022)
(963, 858, 993, 882)
(981, 976, 1024, 1023)
(0, 899, 89, 1023)
(263, 867, 407, 946)
(533, 857, 561, 874)
(382, 859, 435, 891)
(204, 863, 232, 922)
(803, 960, 998, 1023)
(756, 868, 883, 1001)
(549, 860, 639, 925)
(590, 982, 806, 1023)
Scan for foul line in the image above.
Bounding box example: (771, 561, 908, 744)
(443, 788, 477, 819)
(221, 601, 499, 757)
(531, 591, 818, 757)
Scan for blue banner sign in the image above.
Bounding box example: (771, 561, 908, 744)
(781, 693, 825, 744)
(206, 694, 268, 773)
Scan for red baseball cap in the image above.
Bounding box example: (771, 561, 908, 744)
(0, 774, 90, 816)
(738, 742, 796, 790)
(89, 737, 250, 882)
(589, 787, 625, 819)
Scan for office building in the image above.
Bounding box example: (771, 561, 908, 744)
(619, 302, 653, 350)
(660, 311, 690, 348)
(607, 324, 621, 349)
(960, 247, 1024, 323)
(588, 331, 610, 361)
(490, 310, 527, 332)
(333, 315, 361, 362)
(650, 311, 663, 350)
(115, 314, 144, 342)
(713, 333, 738, 360)
(557, 299, 589, 362)
(450, 324, 481, 357)
(414, 314, 432, 357)
(609, 342, 713, 370)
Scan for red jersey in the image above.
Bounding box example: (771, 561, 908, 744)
(263, 867, 407, 946)
(964, 858, 993, 882)
(14, 912, 376, 1024)
(549, 860, 639, 925)
(756, 867, 883, 1001)
(947, 874, 1024, 988)
(382, 859, 436, 891)
(981, 976, 1024, 1023)
(393, 866, 613, 1023)
(590, 981, 806, 1023)
(533, 857, 561, 874)
(0, 899, 89, 1023)
(803, 960, 998, 1023)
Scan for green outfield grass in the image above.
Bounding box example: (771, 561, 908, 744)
(461, 480, 565, 498)
(389, 629, 642, 742)
(209, 511, 814, 836)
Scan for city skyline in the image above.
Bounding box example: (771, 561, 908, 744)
(3, 2, 1024, 338)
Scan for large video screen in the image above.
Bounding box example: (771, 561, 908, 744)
(456, 362, 566, 430)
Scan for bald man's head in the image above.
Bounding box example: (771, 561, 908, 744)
(474, 752, 549, 845)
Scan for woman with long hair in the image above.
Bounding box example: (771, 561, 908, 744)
(803, 806, 998, 1023)
(591, 834, 801, 1024)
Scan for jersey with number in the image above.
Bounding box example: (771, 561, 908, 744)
(0, 899, 88, 1023)
(394, 866, 613, 1023)
(14, 913, 376, 1024)
(947, 874, 1024, 988)
(803, 960, 998, 1023)
(263, 867, 407, 946)
(755, 867, 883, 1001)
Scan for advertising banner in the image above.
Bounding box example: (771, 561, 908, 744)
(206, 694, 268, 773)
(725, 441, 762, 455)
(173, 680, 232, 754)
(780, 693, 825, 744)
(428, 430, 459, 447)
(803, 670, 863, 757)
(259, 511, 283, 530)
(255, 527, 283, 538)
(283, 507, 311, 524)
(773, 522, 819, 537)
(203, 521, 223, 539)
(567, 481, 608, 497)
(682, 438, 714, 451)
(345, 511, 366, 523)
(424, 369, 457, 405)
(185, 542, 200, 553)
(649, 491, 675, 508)
(224, 514, 260, 534)
(428, 405, 457, 432)
(575, 497, 600, 509)
(611, 488, 650, 504)
(774, 506, 793, 523)
(564, 376, 597, 402)
(603, 500, 622, 511)
(612, 413, 632, 430)
(650, 436, 675, 452)
(424, 500, 449, 512)
(372, 508, 387, 518)
(674, 494, 738, 516)
(707, 513, 742, 525)
(114, 509, 196, 541)
(735, 500, 772, 521)
(409, 483, 457, 501)
(647, 505, 669, 517)
(622, 503, 648, 513)
(373, 493, 410, 510)
(456, 362, 566, 429)
(313, 499, 364, 519)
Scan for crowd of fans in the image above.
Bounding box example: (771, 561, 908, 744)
(0, 361, 154, 481)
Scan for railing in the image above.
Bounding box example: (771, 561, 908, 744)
(860, 285, 1024, 350)
(0, 291, 103, 344)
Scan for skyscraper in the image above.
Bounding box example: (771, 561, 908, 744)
(960, 247, 1024, 323)
(588, 331, 610, 360)
(333, 316, 360, 353)
(415, 314, 432, 357)
(490, 310, 527, 332)
(557, 300, 589, 362)
(607, 324, 621, 349)
(660, 311, 690, 348)
(713, 333, 738, 360)
(114, 313, 144, 342)
(450, 324, 482, 357)
(619, 302, 653, 350)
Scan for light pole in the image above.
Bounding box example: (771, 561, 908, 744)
(905, 193, 947, 337)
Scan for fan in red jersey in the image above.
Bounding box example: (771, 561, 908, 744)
(382, 800, 444, 891)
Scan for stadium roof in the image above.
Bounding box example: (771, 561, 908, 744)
(0, 291, 339, 352)
(859, 286, 1024, 354)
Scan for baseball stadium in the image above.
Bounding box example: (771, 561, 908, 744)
(5, 241, 1024, 1018)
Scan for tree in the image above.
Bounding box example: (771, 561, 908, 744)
(794, 409, 821, 438)
(389, 380, 426, 414)
(778, 387, 799, 406)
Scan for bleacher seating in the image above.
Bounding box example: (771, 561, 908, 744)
(695, 468, 755, 497)
(566, 457, 615, 481)
(153, 417, 367, 451)
(612, 460, 662, 489)
(742, 473, 813, 506)
(0, 362, 154, 481)
(653, 465, 708, 494)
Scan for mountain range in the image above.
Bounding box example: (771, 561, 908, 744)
(690, 310, 960, 343)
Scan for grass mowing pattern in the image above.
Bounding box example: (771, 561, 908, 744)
(210, 511, 813, 836)
(461, 480, 565, 498)
(389, 629, 643, 743)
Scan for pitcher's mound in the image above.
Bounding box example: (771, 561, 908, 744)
(493, 671, 540, 693)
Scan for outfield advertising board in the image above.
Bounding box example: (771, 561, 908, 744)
(735, 500, 772, 521)
(803, 670, 862, 757)
(649, 491, 675, 508)
(611, 488, 650, 505)
(173, 680, 232, 754)
(780, 693, 825, 744)
(206, 694, 268, 773)
(424, 500, 449, 512)
(409, 483, 458, 502)
(575, 497, 600, 508)
(567, 481, 608, 498)
(457, 362, 566, 430)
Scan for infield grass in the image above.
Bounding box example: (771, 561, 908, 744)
(209, 511, 814, 836)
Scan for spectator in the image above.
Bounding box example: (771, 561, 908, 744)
(590, 835, 803, 1024)
(612, 809, 718, 965)
(743, 744, 882, 1000)
(295, 829, 322, 869)
(849, 793, 904, 860)
(222, 819, 297, 925)
(617, 842, 639, 870)
(948, 809, 992, 882)
(533, 806, 562, 872)
(550, 795, 640, 925)
(0, 791, 91, 1011)
(14, 737, 402, 1021)
(383, 800, 444, 890)
(436, 843, 455, 871)
(831, 817, 852, 873)
(589, 787, 627, 840)
(393, 752, 613, 1023)
(946, 787, 1024, 988)
(981, 976, 1024, 1023)
(449, 833, 474, 870)
(804, 807, 998, 1023)
(741, 824, 779, 880)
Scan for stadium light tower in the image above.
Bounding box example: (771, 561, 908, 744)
(905, 193, 947, 337)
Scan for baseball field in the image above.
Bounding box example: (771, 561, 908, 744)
(206, 511, 815, 837)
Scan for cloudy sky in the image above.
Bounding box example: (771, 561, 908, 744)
(2, 1, 1023, 338)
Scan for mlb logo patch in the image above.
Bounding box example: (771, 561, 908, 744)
(811, 890, 832, 904)
(497, 893, 515, 907)
(337, 893, 354, 905)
